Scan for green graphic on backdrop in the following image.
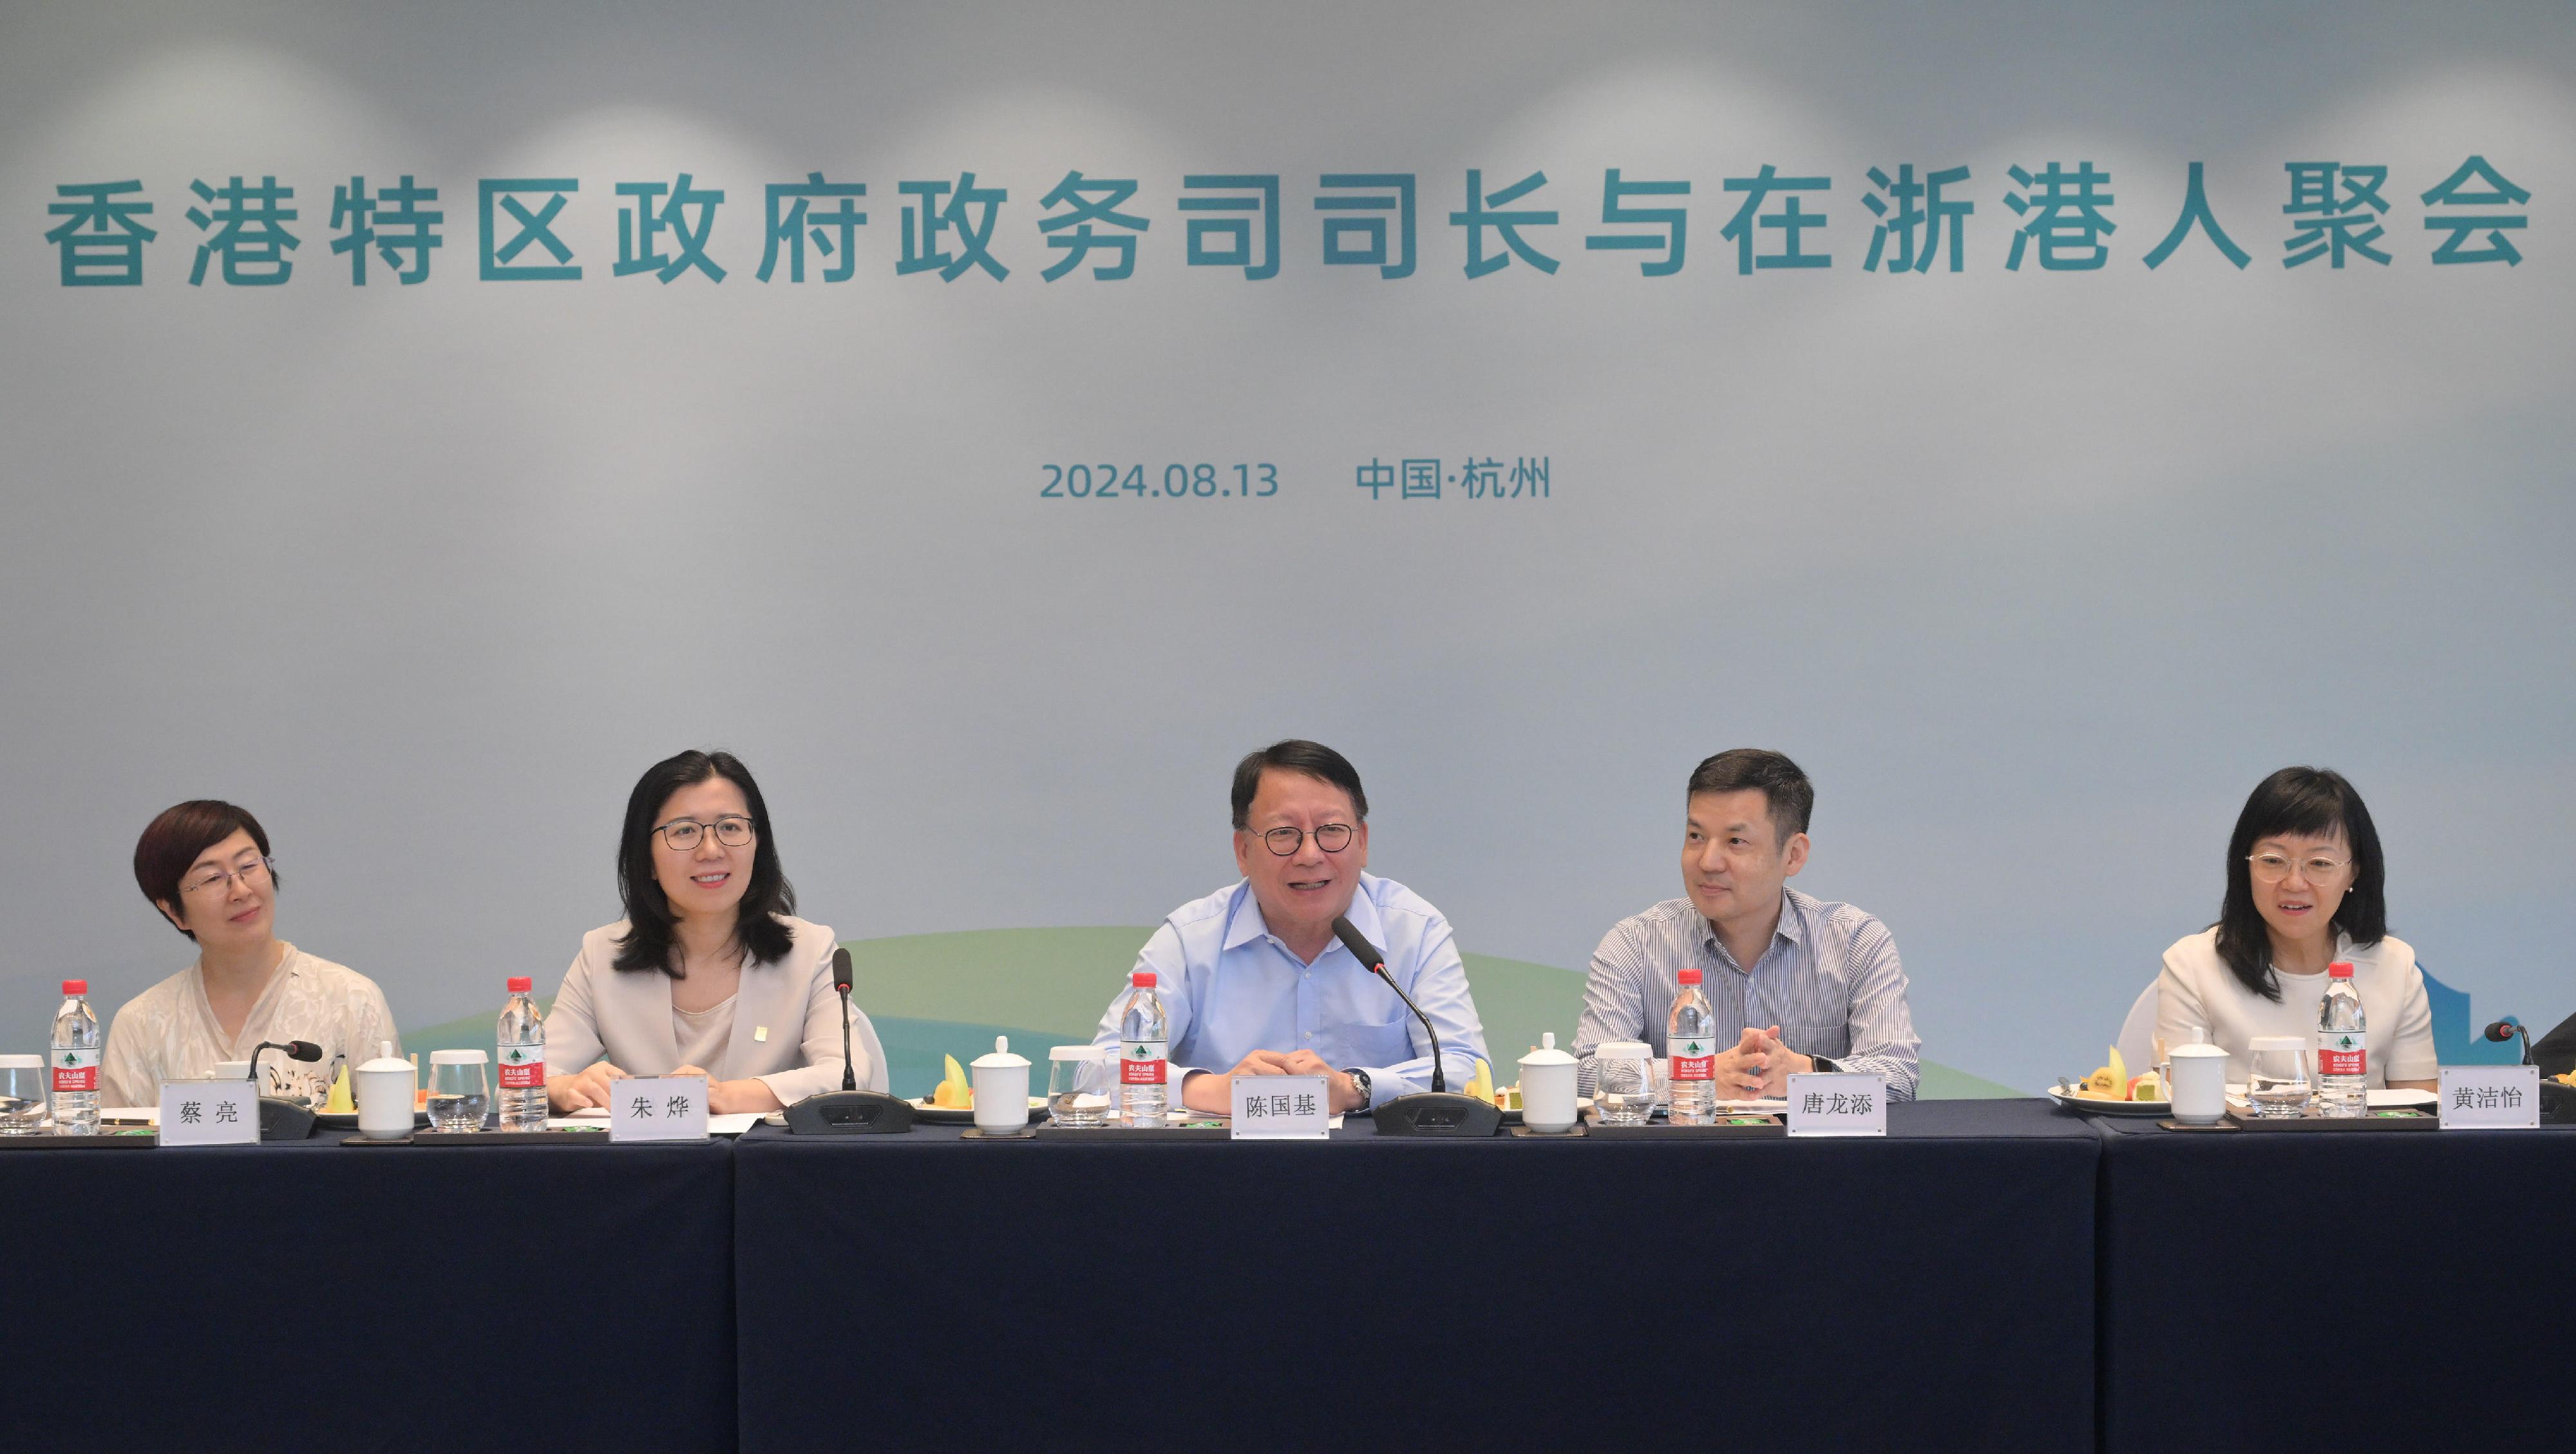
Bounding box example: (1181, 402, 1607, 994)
(404, 927, 2025, 1098)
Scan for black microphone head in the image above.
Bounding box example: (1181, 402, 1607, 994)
(2485, 1020, 2520, 1042)
(1329, 915, 1385, 970)
(831, 945, 853, 993)
(285, 1040, 323, 1061)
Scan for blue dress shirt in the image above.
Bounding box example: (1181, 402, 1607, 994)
(1090, 873, 1488, 1111)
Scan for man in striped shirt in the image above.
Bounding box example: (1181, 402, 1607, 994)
(1572, 749, 1920, 1100)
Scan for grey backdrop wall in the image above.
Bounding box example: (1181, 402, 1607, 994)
(4, 1, 2570, 1092)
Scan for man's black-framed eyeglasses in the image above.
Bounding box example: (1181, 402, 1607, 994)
(1253, 823, 1354, 856)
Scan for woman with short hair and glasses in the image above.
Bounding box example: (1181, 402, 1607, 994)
(101, 799, 399, 1106)
(2155, 767, 2437, 1090)
(544, 750, 886, 1116)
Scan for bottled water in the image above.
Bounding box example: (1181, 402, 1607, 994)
(50, 979, 102, 1135)
(496, 976, 547, 1130)
(1117, 970, 1169, 1127)
(1667, 967, 1719, 1124)
(2314, 961, 2367, 1118)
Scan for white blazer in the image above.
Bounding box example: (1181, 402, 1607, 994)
(544, 914, 888, 1104)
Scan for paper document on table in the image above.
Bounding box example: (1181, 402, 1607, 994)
(708, 1113, 764, 1135)
(1716, 1098, 1790, 1113)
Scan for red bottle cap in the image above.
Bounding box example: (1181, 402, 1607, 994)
(2328, 961, 2354, 978)
(1130, 970, 1156, 987)
(507, 977, 533, 993)
(1678, 968, 1702, 985)
(62, 979, 87, 995)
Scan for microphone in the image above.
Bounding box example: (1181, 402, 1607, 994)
(1331, 914, 1498, 1136)
(782, 944, 913, 1135)
(833, 946, 858, 1093)
(1332, 915, 1442, 1091)
(247, 1040, 324, 1142)
(2486, 1019, 2535, 1067)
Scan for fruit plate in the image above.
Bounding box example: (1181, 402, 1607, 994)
(2048, 1084, 2171, 1117)
(907, 1096, 1048, 1125)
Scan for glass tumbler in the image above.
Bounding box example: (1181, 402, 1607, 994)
(426, 1049, 491, 1132)
(0, 1054, 48, 1134)
(1047, 1045, 1110, 1127)
(1595, 1041, 1656, 1125)
(2244, 1037, 2311, 1118)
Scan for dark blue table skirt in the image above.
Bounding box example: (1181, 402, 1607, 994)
(2094, 1114, 2576, 1454)
(0, 1132, 735, 1453)
(734, 1099, 2098, 1453)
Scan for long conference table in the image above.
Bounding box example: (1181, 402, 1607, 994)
(0, 1100, 2564, 1451)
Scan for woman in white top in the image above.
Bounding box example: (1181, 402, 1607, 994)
(545, 750, 886, 1115)
(2156, 767, 2438, 1090)
(102, 800, 399, 1106)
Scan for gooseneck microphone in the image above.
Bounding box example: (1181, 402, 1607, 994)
(2485, 1019, 2535, 1066)
(1332, 915, 1444, 1092)
(782, 945, 914, 1134)
(1331, 914, 1499, 1136)
(833, 946, 858, 1093)
(248, 1038, 323, 1093)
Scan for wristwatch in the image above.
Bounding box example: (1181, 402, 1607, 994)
(1809, 1054, 1839, 1073)
(1344, 1067, 1372, 1112)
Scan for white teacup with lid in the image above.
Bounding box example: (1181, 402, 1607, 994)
(354, 1039, 416, 1140)
(971, 1036, 1032, 1133)
(2168, 1043, 2230, 1125)
(1519, 1033, 1578, 1134)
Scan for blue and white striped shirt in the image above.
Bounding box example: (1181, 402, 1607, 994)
(1572, 888, 1921, 1100)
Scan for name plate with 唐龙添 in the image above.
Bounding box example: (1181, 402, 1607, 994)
(1786, 1072, 1887, 1138)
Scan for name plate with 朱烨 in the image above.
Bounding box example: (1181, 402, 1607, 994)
(2439, 1065, 2541, 1129)
(610, 1076, 710, 1142)
(1229, 1074, 1331, 1140)
(158, 1078, 260, 1146)
(1786, 1072, 1888, 1138)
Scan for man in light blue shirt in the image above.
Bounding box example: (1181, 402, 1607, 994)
(1091, 740, 1487, 1115)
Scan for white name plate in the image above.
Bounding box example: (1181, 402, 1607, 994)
(2439, 1065, 2541, 1129)
(158, 1078, 260, 1145)
(1230, 1074, 1331, 1139)
(1786, 1071, 1888, 1138)
(610, 1076, 710, 1142)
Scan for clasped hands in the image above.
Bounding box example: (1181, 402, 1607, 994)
(1181, 1049, 1367, 1114)
(546, 1062, 783, 1115)
(1706, 1024, 1813, 1100)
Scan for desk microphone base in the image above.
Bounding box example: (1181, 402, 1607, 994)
(783, 1090, 914, 1134)
(1370, 1091, 1503, 1137)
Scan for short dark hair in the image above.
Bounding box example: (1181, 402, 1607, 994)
(614, 750, 797, 975)
(134, 799, 278, 941)
(1686, 749, 1814, 845)
(2213, 766, 2388, 1002)
(1231, 740, 1368, 829)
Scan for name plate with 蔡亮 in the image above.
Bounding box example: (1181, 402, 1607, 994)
(2439, 1065, 2541, 1129)
(1786, 1072, 1888, 1138)
(610, 1076, 710, 1142)
(158, 1078, 260, 1146)
(1229, 1074, 1331, 1140)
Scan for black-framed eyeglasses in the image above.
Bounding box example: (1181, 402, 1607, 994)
(656, 816, 755, 852)
(1251, 823, 1354, 856)
(182, 856, 273, 899)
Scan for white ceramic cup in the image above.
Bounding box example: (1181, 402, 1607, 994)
(214, 1060, 252, 1081)
(354, 1039, 416, 1140)
(971, 1036, 1031, 1132)
(1518, 1033, 1578, 1133)
(2168, 1043, 2230, 1125)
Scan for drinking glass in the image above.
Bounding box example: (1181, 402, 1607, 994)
(426, 1050, 491, 1132)
(1595, 1041, 1656, 1125)
(1047, 1046, 1110, 1127)
(2244, 1037, 2310, 1118)
(0, 1054, 47, 1134)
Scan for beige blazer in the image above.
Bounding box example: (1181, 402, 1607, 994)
(544, 914, 888, 1104)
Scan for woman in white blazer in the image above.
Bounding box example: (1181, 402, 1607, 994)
(545, 749, 886, 1115)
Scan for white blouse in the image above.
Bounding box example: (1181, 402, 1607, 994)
(100, 944, 399, 1106)
(2155, 926, 2438, 1087)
